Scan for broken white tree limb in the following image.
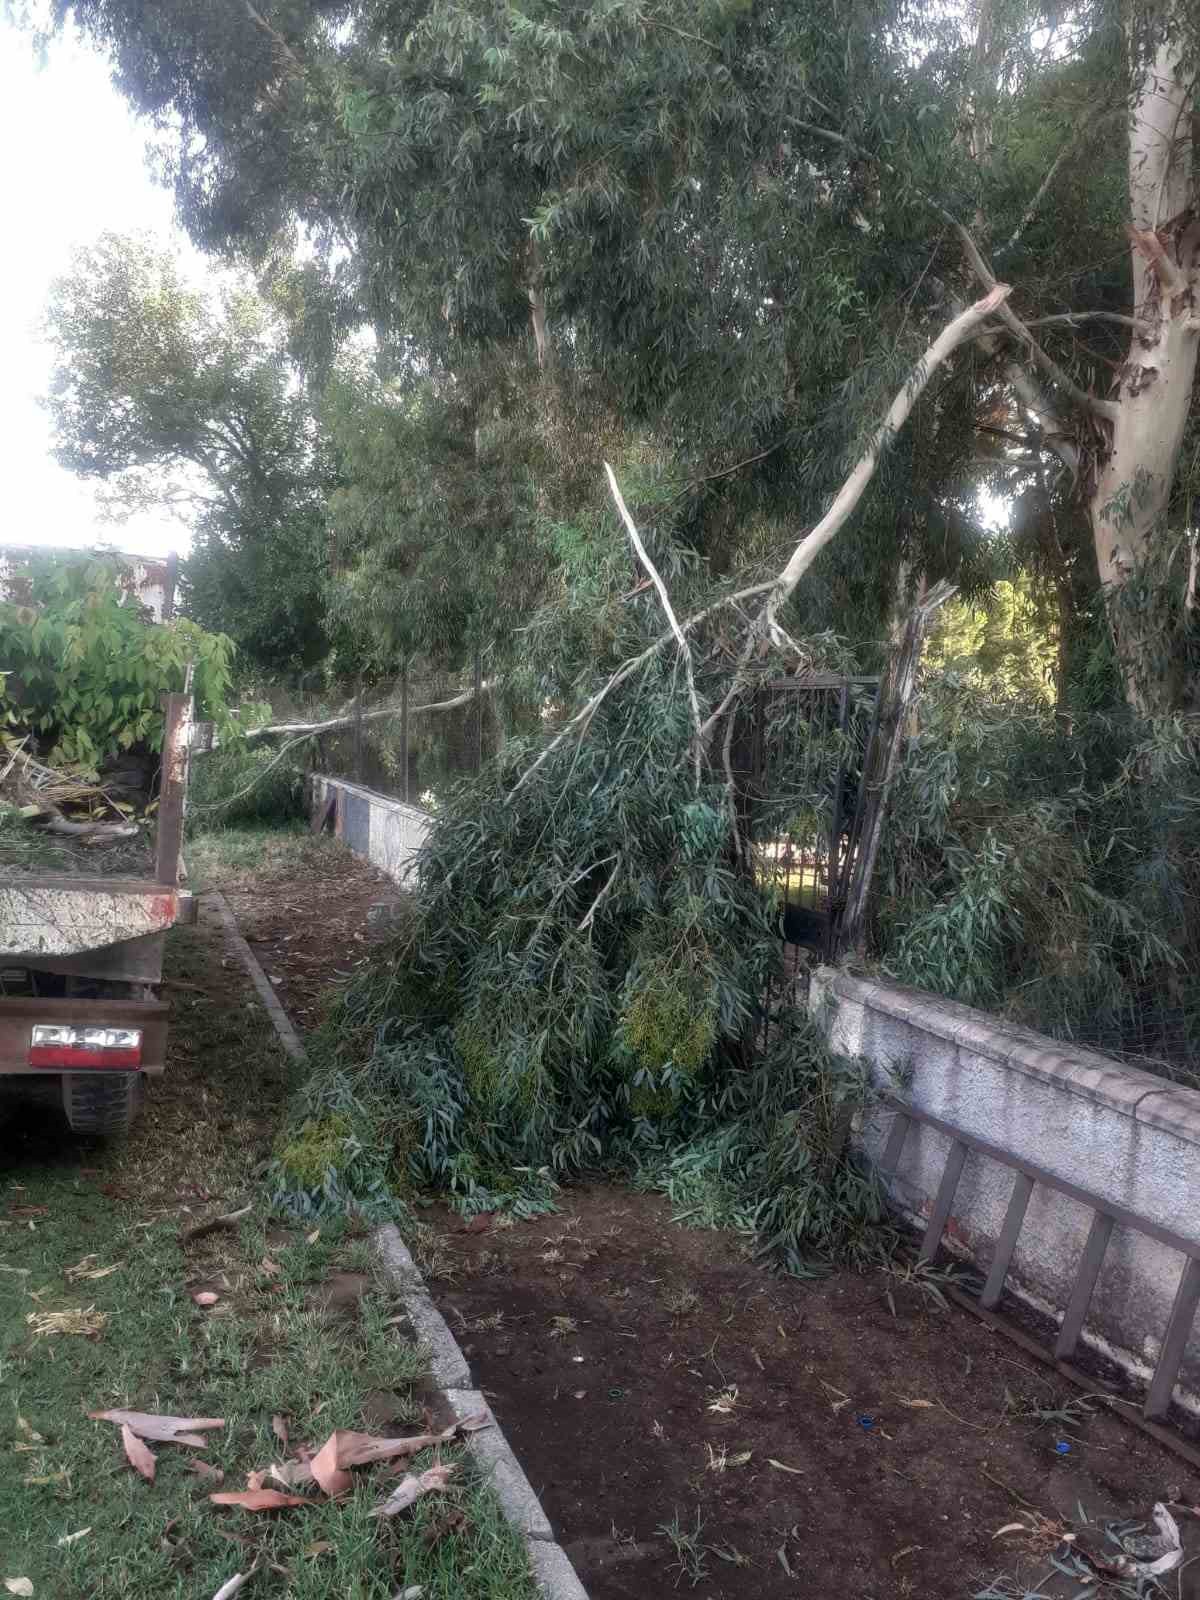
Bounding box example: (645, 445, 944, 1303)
(763, 283, 1011, 628)
(244, 681, 494, 741)
(604, 461, 704, 783)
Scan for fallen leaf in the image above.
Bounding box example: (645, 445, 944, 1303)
(90, 1410, 225, 1447)
(309, 1433, 352, 1498)
(260, 1258, 282, 1279)
(992, 1523, 1029, 1540)
(209, 1490, 308, 1511)
(305, 1229, 320, 1245)
(55, 1530, 90, 1548)
(370, 1463, 457, 1519)
(897, 1397, 935, 1410)
(727, 1451, 753, 1468)
(246, 1470, 267, 1491)
(463, 1213, 495, 1233)
(337, 1424, 449, 1469)
(267, 1460, 314, 1490)
(767, 1458, 805, 1474)
(193, 1291, 220, 1308)
(185, 1460, 225, 1485)
(211, 1573, 255, 1600)
(121, 1424, 156, 1482)
(271, 1415, 288, 1450)
(15, 1417, 43, 1444)
(4, 1582, 33, 1597)
(9, 1205, 48, 1218)
(302, 1541, 332, 1559)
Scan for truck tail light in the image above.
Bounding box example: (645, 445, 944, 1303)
(29, 1025, 143, 1070)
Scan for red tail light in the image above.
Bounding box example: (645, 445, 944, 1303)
(28, 1025, 143, 1070)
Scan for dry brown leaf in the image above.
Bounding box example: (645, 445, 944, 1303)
(304, 1229, 320, 1245)
(334, 1425, 449, 1469)
(245, 1470, 267, 1491)
(209, 1490, 308, 1511)
(54, 1530, 90, 1548)
(193, 1291, 220, 1308)
(4, 1581, 34, 1596)
(185, 1460, 225, 1485)
(271, 1415, 288, 1450)
(422, 1508, 468, 1547)
(121, 1424, 156, 1482)
(90, 1410, 225, 1447)
(897, 1397, 935, 1410)
(309, 1433, 352, 1498)
(302, 1541, 332, 1559)
(260, 1257, 282, 1279)
(370, 1463, 456, 1519)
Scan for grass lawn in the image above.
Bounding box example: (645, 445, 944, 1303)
(0, 858, 538, 1600)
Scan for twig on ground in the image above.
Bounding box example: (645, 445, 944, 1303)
(180, 1203, 252, 1246)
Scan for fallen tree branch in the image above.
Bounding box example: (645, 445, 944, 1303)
(577, 854, 622, 932)
(604, 462, 704, 783)
(505, 581, 775, 801)
(761, 286, 1013, 629)
(243, 681, 494, 742)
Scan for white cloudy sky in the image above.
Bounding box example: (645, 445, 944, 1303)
(0, 12, 200, 558)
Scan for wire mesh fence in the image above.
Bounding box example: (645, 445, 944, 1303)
(307, 658, 490, 811)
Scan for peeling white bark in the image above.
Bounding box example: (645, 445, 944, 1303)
(1087, 27, 1199, 707)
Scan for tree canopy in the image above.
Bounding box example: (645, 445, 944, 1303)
(43, 233, 335, 673)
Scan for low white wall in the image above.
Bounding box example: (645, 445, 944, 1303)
(308, 774, 432, 883)
(812, 967, 1200, 1408)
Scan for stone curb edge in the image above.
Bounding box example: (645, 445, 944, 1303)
(375, 1222, 590, 1600)
(204, 887, 588, 1597)
(207, 890, 307, 1064)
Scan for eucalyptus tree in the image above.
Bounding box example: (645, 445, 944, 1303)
(41, 0, 1200, 706)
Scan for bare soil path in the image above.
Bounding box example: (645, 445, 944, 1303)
(422, 1186, 1200, 1600)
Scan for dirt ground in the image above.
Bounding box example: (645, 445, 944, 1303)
(209, 835, 406, 1027)
(423, 1186, 1200, 1600)
(137, 834, 1200, 1599)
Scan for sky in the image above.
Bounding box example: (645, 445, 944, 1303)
(0, 12, 203, 558)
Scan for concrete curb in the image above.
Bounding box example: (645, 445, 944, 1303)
(375, 1222, 589, 1600)
(206, 891, 588, 1598)
(207, 890, 307, 1064)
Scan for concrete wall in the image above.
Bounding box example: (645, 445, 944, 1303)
(309, 774, 432, 883)
(812, 967, 1200, 1409)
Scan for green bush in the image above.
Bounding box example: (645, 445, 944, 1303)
(187, 740, 307, 829)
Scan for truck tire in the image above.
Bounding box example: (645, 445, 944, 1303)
(61, 1072, 145, 1136)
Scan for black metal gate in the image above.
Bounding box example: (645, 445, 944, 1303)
(735, 672, 881, 972)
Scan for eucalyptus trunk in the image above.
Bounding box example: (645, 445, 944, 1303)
(1089, 30, 1200, 712)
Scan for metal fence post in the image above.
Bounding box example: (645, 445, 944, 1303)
(353, 677, 364, 784)
(400, 666, 410, 804)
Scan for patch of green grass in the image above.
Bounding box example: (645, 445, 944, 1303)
(0, 906, 538, 1600)
(186, 826, 351, 892)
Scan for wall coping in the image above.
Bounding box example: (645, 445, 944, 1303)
(815, 966, 1200, 1153)
(311, 773, 432, 826)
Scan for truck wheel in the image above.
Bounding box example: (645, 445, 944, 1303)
(61, 1073, 145, 1136)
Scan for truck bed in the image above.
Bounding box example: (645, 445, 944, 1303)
(0, 874, 183, 959)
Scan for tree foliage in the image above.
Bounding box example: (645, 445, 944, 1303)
(0, 553, 238, 770)
(43, 233, 335, 673)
